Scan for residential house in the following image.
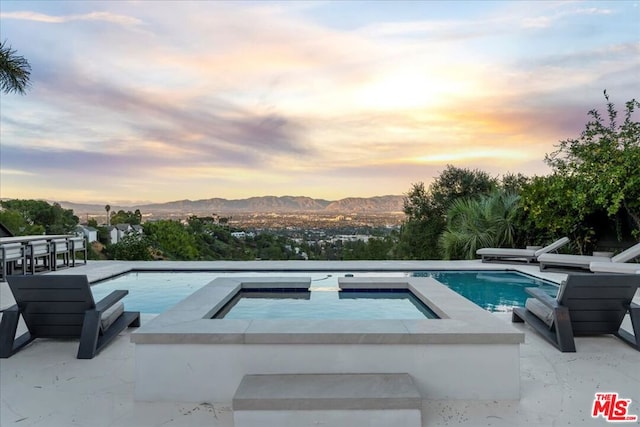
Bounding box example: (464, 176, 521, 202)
(108, 224, 143, 244)
(0, 223, 14, 238)
(76, 225, 98, 243)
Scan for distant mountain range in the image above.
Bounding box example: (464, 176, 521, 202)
(56, 195, 406, 216)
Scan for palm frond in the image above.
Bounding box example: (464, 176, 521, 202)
(0, 40, 31, 95)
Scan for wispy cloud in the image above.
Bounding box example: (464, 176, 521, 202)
(0, 10, 142, 25)
(520, 3, 614, 28)
(0, 168, 36, 176)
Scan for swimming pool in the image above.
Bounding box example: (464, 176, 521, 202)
(91, 270, 558, 314)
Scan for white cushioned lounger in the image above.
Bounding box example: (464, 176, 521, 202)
(590, 262, 640, 274)
(476, 237, 569, 263)
(539, 242, 640, 271)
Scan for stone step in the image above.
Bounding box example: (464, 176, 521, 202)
(232, 373, 422, 427)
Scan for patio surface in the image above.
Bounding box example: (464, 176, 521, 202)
(1, 260, 639, 426)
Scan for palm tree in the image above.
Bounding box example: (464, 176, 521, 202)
(0, 40, 31, 95)
(105, 205, 111, 227)
(439, 191, 520, 260)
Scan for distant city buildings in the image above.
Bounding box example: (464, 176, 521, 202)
(231, 231, 256, 239)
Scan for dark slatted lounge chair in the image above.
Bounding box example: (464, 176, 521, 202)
(512, 274, 640, 352)
(0, 275, 140, 359)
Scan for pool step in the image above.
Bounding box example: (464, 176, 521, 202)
(232, 373, 422, 427)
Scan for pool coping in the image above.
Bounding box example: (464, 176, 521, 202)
(73, 259, 568, 287)
(131, 276, 524, 345)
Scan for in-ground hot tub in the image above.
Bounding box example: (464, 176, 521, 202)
(214, 285, 438, 320)
(131, 276, 524, 403)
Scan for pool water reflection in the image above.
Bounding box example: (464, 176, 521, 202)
(214, 288, 438, 319)
(91, 270, 558, 314)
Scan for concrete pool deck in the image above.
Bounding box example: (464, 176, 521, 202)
(1, 260, 639, 426)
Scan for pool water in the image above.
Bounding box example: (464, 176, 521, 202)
(91, 270, 558, 314)
(214, 289, 438, 320)
(414, 271, 557, 312)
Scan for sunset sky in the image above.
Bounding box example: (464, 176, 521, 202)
(1, 1, 638, 204)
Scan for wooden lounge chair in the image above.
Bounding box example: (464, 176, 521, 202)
(512, 273, 640, 352)
(0, 275, 140, 359)
(476, 237, 569, 263)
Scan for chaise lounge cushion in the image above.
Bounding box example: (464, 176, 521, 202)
(476, 248, 535, 257)
(100, 301, 125, 331)
(534, 237, 571, 257)
(611, 242, 640, 263)
(590, 262, 640, 274)
(476, 237, 570, 262)
(537, 253, 611, 269)
(524, 281, 567, 328)
(525, 298, 554, 327)
(539, 242, 640, 270)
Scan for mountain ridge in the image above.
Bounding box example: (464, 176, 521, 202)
(56, 195, 406, 215)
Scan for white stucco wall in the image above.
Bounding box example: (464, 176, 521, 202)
(134, 343, 520, 403)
